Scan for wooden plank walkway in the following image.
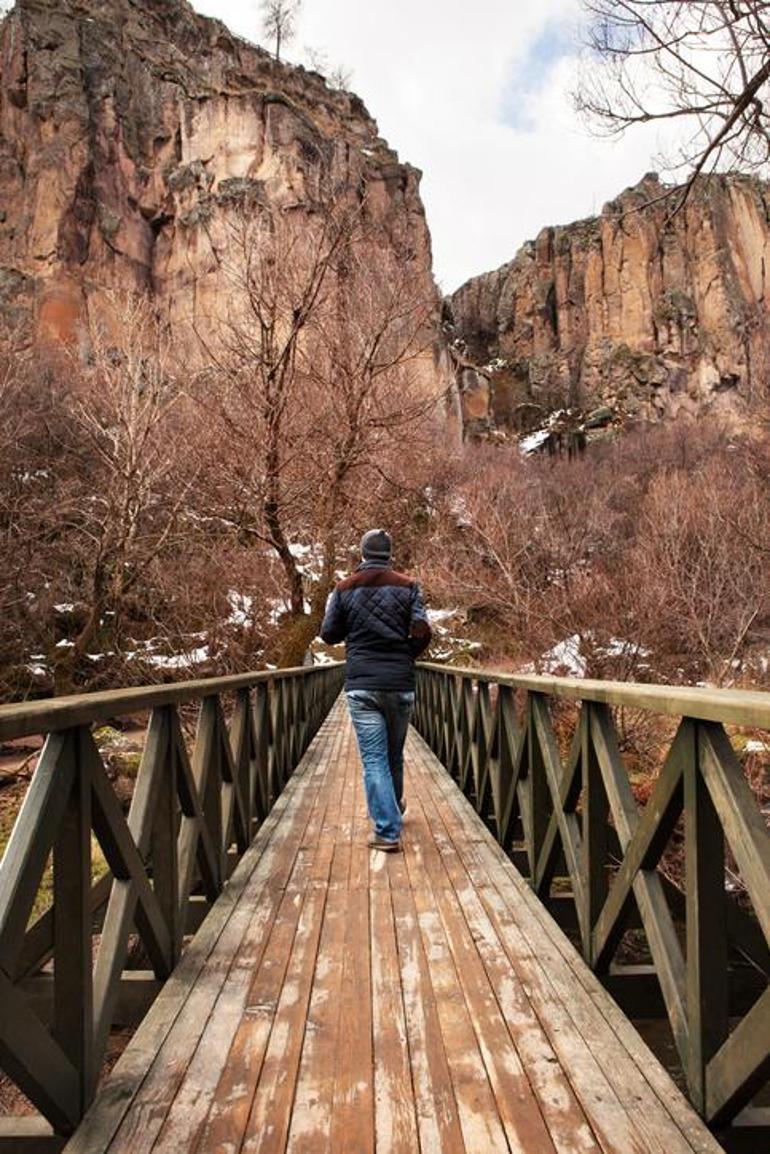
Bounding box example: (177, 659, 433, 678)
(65, 698, 723, 1154)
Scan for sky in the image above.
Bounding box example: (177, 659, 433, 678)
(191, 0, 674, 292)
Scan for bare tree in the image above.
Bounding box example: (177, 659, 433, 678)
(576, 2, 770, 206)
(193, 192, 447, 664)
(632, 456, 770, 683)
(194, 194, 356, 620)
(290, 241, 447, 653)
(55, 292, 198, 681)
(304, 46, 353, 90)
(261, 0, 301, 62)
(0, 318, 63, 692)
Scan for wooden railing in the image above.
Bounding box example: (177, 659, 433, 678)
(0, 664, 343, 1144)
(415, 663, 770, 1129)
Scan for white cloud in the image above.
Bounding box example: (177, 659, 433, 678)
(192, 1, 676, 291)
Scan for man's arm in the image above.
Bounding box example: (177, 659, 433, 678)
(408, 583, 432, 657)
(320, 588, 347, 644)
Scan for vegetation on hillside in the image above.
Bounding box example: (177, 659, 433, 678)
(2, 275, 768, 702)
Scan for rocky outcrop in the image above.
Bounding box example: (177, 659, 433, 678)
(0, 0, 451, 401)
(447, 173, 770, 433)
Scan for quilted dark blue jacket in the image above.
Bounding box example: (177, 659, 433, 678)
(320, 561, 432, 691)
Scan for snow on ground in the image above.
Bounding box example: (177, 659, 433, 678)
(428, 607, 458, 625)
(538, 635, 586, 677)
(519, 428, 551, 455)
(288, 542, 322, 579)
(141, 647, 211, 670)
(311, 650, 338, 665)
(518, 633, 652, 678)
(227, 590, 254, 627)
(449, 495, 472, 530)
(267, 597, 311, 625)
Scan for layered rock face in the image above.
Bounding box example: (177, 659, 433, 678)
(447, 174, 770, 434)
(0, 0, 451, 399)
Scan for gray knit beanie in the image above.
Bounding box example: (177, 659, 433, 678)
(360, 528, 392, 562)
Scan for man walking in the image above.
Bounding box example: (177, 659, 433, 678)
(320, 529, 432, 852)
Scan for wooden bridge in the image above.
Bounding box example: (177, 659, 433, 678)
(0, 664, 767, 1152)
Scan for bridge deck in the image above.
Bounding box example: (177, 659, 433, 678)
(66, 698, 721, 1154)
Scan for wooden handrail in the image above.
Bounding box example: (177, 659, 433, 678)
(0, 665, 339, 742)
(417, 662, 770, 729)
(414, 663, 770, 1132)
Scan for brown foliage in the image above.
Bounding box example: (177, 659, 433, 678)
(419, 419, 770, 687)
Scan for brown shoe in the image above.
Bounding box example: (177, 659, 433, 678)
(368, 836, 401, 853)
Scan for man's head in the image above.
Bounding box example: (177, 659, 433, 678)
(360, 528, 392, 564)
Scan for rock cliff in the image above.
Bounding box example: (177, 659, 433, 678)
(0, 0, 451, 400)
(447, 173, 770, 435)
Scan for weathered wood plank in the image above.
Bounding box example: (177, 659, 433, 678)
(328, 884, 374, 1154)
(419, 758, 660, 1154)
(390, 857, 466, 1154)
(285, 872, 349, 1153)
(369, 881, 420, 1154)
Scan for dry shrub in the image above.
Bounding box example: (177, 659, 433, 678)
(419, 417, 770, 693)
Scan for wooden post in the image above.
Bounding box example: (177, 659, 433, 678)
(53, 728, 93, 1114)
(252, 683, 270, 823)
(527, 694, 552, 888)
(152, 707, 181, 962)
(582, 704, 609, 967)
(687, 722, 728, 1113)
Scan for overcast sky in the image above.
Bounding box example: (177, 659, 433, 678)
(191, 0, 672, 292)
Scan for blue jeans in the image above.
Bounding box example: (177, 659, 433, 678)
(346, 690, 415, 842)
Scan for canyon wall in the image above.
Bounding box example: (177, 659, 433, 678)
(447, 173, 770, 435)
(0, 0, 451, 403)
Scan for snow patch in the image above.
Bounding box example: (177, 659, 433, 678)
(519, 429, 550, 455)
(143, 647, 210, 670)
(227, 590, 254, 627)
(267, 596, 311, 624)
(524, 633, 652, 677)
(428, 607, 458, 625)
(539, 635, 586, 677)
